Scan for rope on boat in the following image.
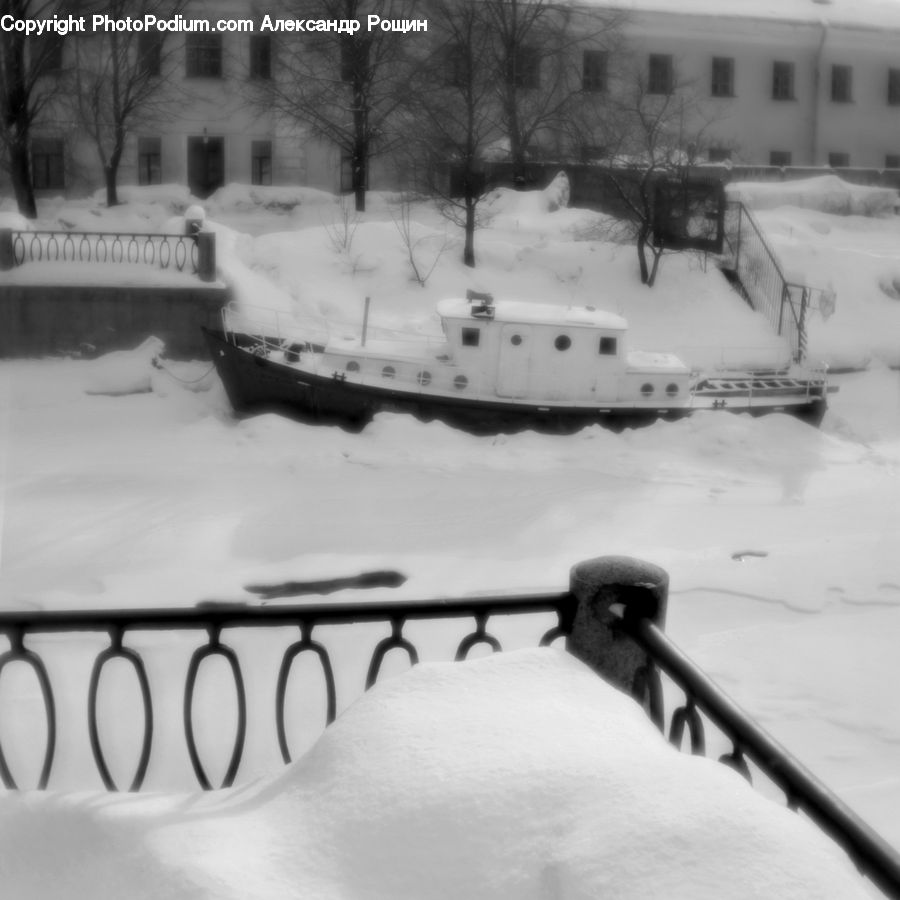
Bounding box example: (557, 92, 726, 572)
(151, 357, 216, 384)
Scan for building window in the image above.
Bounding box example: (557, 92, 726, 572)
(828, 152, 850, 168)
(769, 150, 792, 166)
(886, 154, 900, 169)
(340, 155, 367, 193)
(772, 61, 794, 100)
(508, 45, 540, 89)
(186, 34, 222, 78)
(251, 140, 271, 185)
(31, 138, 65, 189)
(708, 147, 732, 163)
(38, 39, 64, 75)
(711, 57, 734, 97)
(138, 33, 162, 77)
(831, 65, 852, 102)
(461, 327, 480, 347)
(443, 43, 466, 87)
(582, 50, 608, 92)
(341, 38, 370, 83)
(137, 137, 161, 185)
(580, 144, 607, 163)
(249, 35, 271, 79)
(648, 53, 673, 95)
(888, 68, 900, 105)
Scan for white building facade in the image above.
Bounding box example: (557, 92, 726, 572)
(13, 0, 900, 201)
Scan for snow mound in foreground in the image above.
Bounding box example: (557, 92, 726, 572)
(0, 649, 869, 900)
(83, 337, 165, 395)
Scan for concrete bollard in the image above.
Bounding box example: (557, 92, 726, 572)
(567, 556, 669, 698)
(0, 228, 15, 271)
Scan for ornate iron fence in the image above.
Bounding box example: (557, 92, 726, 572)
(0, 228, 217, 282)
(0, 592, 572, 793)
(1, 556, 899, 896)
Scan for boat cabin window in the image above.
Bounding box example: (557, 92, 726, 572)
(554, 334, 572, 351)
(599, 336, 617, 356)
(461, 327, 481, 347)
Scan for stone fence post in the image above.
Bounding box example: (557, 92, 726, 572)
(567, 556, 669, 697)
(196, 231, 216, 283)
(0, 228, 15, 271)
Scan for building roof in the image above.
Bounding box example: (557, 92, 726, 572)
(575, 0, 900, 31)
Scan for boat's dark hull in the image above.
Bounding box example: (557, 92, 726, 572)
(203, 329, 828, 434)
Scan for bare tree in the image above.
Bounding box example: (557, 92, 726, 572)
(262, 0, 419, 212)
(70, 0, 186, 207)
(399, 0, 500, 267)
(484, 0, 623, 186)
(0, 0, 66, 218)
(576, 56, 722, 286)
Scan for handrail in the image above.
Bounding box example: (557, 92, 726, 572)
(0, 592, 573, 634)
(624, 613, 900, 898)
(724, 201, 808, 362)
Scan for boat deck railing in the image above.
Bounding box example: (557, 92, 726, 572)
(222, 301, 447, 356)
(1, 557, 898, 895)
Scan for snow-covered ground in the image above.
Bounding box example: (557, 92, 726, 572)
(1, 176, 899, 897)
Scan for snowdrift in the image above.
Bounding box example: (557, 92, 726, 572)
(0, 649, 870, 900)
(728, 174, 898, 217)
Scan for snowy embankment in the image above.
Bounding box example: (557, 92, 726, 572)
(728, 174, 900, 369)
(1, 177, 899, 894)
(0, 650, 873, 900)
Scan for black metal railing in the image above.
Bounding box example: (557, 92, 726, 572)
(620, 611, 900, 898)
(721, 201, 823, 365)
(0, 228, 217, 282)
(9, 230, 197, 273)
(1, 557, 898, 897)
(0, 592, 573, 792)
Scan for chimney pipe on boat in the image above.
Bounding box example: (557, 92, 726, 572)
(362, 296, 371, 347)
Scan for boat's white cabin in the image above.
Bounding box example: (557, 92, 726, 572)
(436, 294, 691, 404)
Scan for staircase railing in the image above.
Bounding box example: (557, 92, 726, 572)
(722, 201, 822, 364)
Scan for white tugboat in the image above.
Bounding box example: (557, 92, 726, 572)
(204, 291, 833, 433)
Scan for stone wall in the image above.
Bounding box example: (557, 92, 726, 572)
(0, 283, 230, 360)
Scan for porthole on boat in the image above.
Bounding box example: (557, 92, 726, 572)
(666, 382, 679, 397)
(641, 383, 654, 397)
(346, 360, 360, 372)
(554, 335, 572, 351)
(510, 334, 523, 346)
(382, 365, 396, 379)
(454, 374, 468, 390)
(417, 370, 432, 386)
